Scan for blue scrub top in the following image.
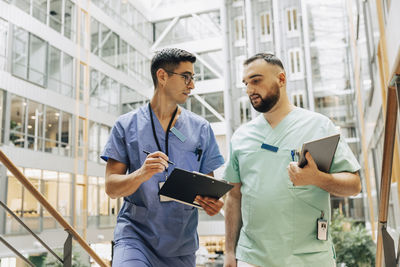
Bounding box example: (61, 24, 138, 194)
(101, 104, 224, 257)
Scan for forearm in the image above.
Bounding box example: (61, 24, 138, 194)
(314, 171, 361, 197)
(225, 193, 242, 254)
(106, 169, 145, 199)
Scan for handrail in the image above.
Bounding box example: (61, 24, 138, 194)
(0, 236, 35, 267)
(0, 149, 110, 267)
(375, 80, 400, 267)
(0, 200, 63, 263)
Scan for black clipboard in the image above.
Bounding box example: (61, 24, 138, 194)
(298, 134, 340, 173)
(158, 168, 234, 208)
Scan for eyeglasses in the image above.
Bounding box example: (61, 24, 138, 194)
(165, 70, 198, 85)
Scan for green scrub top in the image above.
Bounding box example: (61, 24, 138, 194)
(224, 107, 360, 267)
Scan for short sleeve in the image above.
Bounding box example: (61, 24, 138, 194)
(223, 142, 241, 183)
(325, 120, 361, 173)
(199, 123, 225, 174)
(100, 120, 129, 165)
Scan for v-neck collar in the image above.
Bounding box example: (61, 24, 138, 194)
(143, 103, 185, 134)
(260, 107, 298, 132)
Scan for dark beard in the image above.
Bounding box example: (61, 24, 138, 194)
(250, 85, 280, 113)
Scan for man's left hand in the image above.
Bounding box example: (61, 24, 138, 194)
(195, 196, 224, 216)
(288, 152, 321, 186)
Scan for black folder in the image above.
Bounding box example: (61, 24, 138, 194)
(298, 134, 340, 173)
(158, 168, 234, 208)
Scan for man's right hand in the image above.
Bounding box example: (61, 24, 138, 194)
(137, 151, 169, 182)
(224, 252, 237, 267)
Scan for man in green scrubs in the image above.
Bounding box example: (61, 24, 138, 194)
(223, 53, 361, 267)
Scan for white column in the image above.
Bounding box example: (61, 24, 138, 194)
(221, 0, 233, 145)
(272, 0, 281, 58)
(300, 0, 315, 111)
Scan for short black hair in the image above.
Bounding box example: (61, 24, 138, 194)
(244, 53, 285, 71)
(150, 48, 196, 87)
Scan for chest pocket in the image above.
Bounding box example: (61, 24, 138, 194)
(179, 149, 201, 172)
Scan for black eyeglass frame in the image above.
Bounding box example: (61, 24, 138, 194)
(164, 70, 198, 85)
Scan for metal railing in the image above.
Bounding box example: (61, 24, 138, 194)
(0, 149, 110, 267)
(376, 75, 400, 267)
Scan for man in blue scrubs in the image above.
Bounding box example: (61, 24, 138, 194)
(101, 48, 225, 267)
(223, 53, 361, 267)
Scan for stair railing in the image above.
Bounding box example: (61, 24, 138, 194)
(0, 149, 110, 267)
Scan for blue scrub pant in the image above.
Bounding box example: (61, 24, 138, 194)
(112, 239, 196, 267)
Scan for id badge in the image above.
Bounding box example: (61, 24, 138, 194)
(317, 218, 328, 241)
(158, 182, 174, 202)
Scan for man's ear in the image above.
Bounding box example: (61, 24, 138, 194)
(156, 68, 167, 87)
(278, 71, 286, 87)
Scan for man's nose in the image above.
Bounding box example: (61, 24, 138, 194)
(246, 85, 254, 95)
(187, 79, 195, 90)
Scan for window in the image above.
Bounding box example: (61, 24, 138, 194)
(61, 53, 74, 97)
(89, 121, 99, 162)
(78, 117, 86, 158)
(23, 168, 41, 231)
(119, 39, 128, 72)
(12, 27, 29, 79)
(90, 69, 120, 114)
(235, 56, 245, 87)
(79, 62, 87, 101)
(128, 46, 137, 76)
(0, 90, 3, 143)
(58, 172, 72, 219)
(12, 27, 47, 86)
(60, 112, 72, 156)
(232, 0, 243, 6)
(28, 34, 47, 86)
(103, 32, 119, 67)
(88, 176, 99, 217)
(44, 106, 59, 153)
(80, 10, 88, 48)
(48, 46, 62, 93)
(99, 177, 109, 216)
(288, 48, 303, 79)
(286, 8, 299, 36)
(91, 18, 100, 56)
(292, 93, 305, 108)
(64, 0, 75, 40)
(9, 94, 73, 156)
(75, 175, 85, 227)
(26, 100, 44, 151)
(203, 92, 225, 123)
(234, 17, 245, 46)
(42, 170, 58, 229)
(240, 97, 252, 124)
(260, 12, 272, 42)
(6, 169, 23, 233)
(10, 94, 26, 148)
(49, 0, 62, 32)
(6, 167, 73, 233)
(121, 86, 148, 113)
(0, 18, 8, 70)
(13, 0, 30, 14)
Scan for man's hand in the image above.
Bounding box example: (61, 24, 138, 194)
(287, 152, 320, 186)
(195, 196, 224, 216)
(223, 252, 237, 267)
(137, 151, 169, 182)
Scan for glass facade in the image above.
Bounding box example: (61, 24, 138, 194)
(9, 94, 74, 155)
(90, 17, 151, 85)
(9, 0, 76, 40)
(0, 18, 7, 70)
(5, 166, 119, 234)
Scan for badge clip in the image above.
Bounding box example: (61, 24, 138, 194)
(317, 211, 328, 241)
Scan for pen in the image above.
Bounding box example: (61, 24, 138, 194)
(142, 150, 175, 165)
